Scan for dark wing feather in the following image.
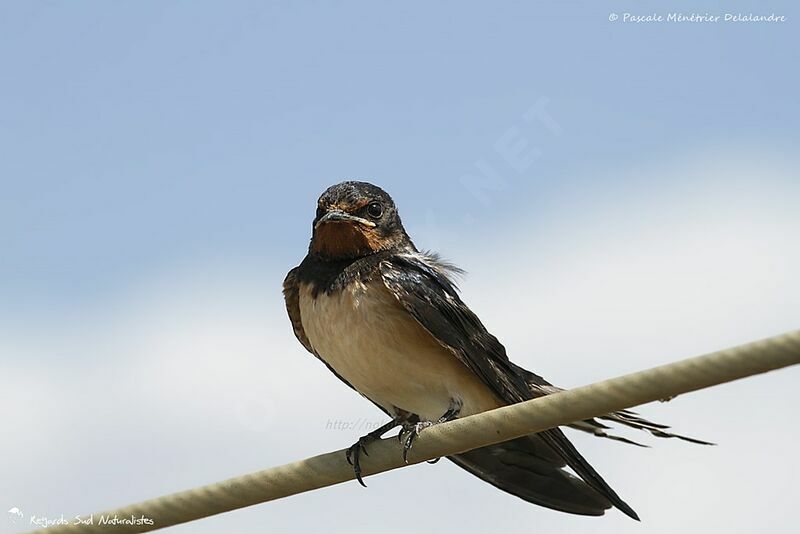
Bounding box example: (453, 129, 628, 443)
(379, 253, 638, 520)
(283, 267, 314, 354)
(378, 254, 531, 402)
(510, 361, 715, 446)
(449, 438, 611, 516)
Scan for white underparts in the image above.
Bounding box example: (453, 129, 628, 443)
(297, 279, 501, 421)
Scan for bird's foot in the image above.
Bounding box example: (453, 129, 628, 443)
(400, 399, 463, 463)
(345, 417, 407, 487)
(345, 435, 377, 487)
(400, 421, 434, 463)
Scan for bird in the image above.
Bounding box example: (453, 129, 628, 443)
(283, 181, 711, 520)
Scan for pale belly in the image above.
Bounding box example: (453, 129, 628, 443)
(297, 280, 501, 421)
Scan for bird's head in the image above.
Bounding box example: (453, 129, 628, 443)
(309, 181, 411, 260)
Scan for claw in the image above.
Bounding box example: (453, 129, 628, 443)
(402, 421, 433, 463)
(344, 417, 408, 487)
(346, 437, 373, 487)
(400, 400, 462, 463)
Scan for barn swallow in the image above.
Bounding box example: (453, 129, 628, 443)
(283, 181, 711, 520)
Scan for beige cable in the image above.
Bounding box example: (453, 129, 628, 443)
(29, 329, 800, 533)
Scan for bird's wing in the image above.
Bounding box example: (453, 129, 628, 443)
(378, 252, 638, 520)
(509, 361, 715, 446)
(378, 252, 532, 403)
(282, 267, 314, 354)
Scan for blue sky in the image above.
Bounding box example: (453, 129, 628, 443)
(2, 2, 799, 533)
(2, 1, 797, 311)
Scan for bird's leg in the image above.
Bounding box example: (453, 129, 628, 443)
(401, 398, 462, 463)
(346, 416, 407, 487)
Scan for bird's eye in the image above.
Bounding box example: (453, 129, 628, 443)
(366, 201, 383, 219)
